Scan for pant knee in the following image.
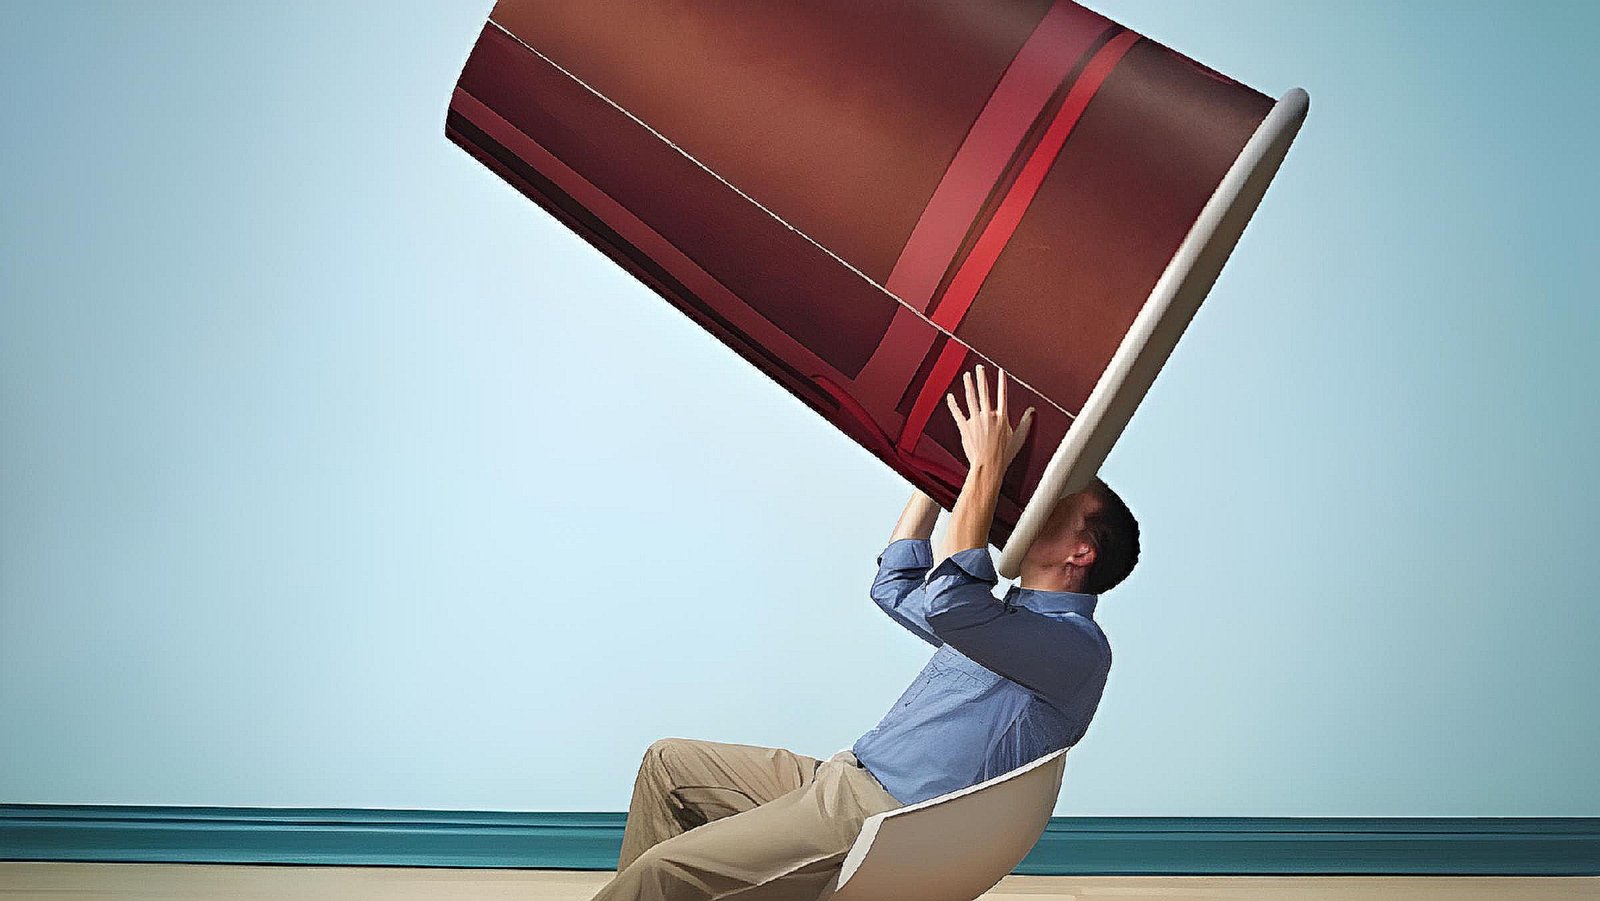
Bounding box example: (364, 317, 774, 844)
(642, 737, 690, 776)
(646, 736, 685, 759)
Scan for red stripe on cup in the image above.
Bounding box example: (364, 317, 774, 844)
(931, 27, 1142, 332)
(896, 27, 1141, 457)
(895, 339, 971, 457)
(884, 0, 1114, 314)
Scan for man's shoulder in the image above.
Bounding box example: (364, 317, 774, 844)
(1054, 611, 1112, 665)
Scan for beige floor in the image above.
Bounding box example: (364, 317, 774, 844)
(1, 864, 1598, 901)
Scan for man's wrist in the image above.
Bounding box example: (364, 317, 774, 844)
(946, 460, 1003, 552)
(963, 460, 1005, 491)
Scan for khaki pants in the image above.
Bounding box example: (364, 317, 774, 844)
(595, 738, 903, 901)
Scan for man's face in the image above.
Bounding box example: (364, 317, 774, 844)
(1022, 488, 1103, 570)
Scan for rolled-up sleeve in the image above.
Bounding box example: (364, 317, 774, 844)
(924, 546, 1107, 709)
(870, 538, 942, 647)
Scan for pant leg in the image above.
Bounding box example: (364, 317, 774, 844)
(618, 737, 823, 871)
(596, 751, 903, 901)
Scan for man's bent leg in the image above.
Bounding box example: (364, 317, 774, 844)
(597, 751, 902, 901)
(618, 737, 823, 871)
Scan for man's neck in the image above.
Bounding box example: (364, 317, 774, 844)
(1018, 564, 1083, 594)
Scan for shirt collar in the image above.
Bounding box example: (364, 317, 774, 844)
(1005, 583, 1098, 618)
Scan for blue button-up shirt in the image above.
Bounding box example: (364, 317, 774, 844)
(851, 538, 1112, 806)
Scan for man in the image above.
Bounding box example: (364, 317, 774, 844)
(594, 364, 1139, 901)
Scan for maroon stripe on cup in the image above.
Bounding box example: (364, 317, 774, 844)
(895, 28, 1141, 456)
(931, 28, 1142, 334)
(884, 0, 1114, 315)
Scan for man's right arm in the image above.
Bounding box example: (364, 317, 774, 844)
(888, 489, 940, 544)
(869, 490, 945, 647)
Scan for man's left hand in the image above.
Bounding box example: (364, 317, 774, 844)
(945, 363, 1035, 474)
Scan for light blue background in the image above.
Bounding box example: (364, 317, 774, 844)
(2, 1, 1596, 816)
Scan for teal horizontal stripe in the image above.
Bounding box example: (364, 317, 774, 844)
(1022, 817, 1600, 875)
(3, 806, 1597, 875)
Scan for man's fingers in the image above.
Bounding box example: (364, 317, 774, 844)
(996, 367, 1009, 415)
(946, 392, 964, 425)
(963, 370, 978, 417)
(975, 364, 990, 412)
(1005, 407, 1037, 463)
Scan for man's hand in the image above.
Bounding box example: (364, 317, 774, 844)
(942, 364, 1035, 556)
(945, 364, 1035, 471)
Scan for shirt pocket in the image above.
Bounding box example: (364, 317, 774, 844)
(895, 661, 945, 709)
(939, 646, 1007, 690)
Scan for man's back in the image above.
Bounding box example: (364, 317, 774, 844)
(852, 537, 1112, 805)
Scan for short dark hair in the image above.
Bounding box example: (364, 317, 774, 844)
(1080, 477, 1140, 594)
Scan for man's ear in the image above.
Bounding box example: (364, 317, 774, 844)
(1069, 541, 1097, 569)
